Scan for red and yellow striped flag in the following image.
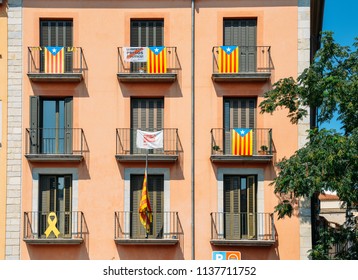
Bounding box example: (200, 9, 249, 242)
(232, 128, 253, 156)
(218, 46, 239, 73)
(139, 171, 152, 233)
(44, 46, 65, 73)
(147, 46, 167, 73)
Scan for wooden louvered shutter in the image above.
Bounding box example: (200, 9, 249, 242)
(224, 176, 240, 240)
(223, 19, 257, 72)
(63, 175, 72, 237)
(224, 98, 256, 154)
(64, 97, 73, 154)
(131, 98, 164, 154)
(247, 176, 256, 238)
(30, 96, 39, 154)
(130, 174, 164, 239)
(39, 176, 56, 237)
(130, 175, 143, 238)
(130, 20, 164, 71)
(224, 175, 257, 240)
(149, 175, 164, 238)
(130, 20, 164, 47)
(40, 20, 73, 72)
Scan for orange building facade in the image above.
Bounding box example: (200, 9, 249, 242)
(4, 0, 324, 260)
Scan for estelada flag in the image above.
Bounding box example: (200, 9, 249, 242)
(218, 46, 239, 73)
(139, 171, 152, 233)
(232, 128, 253, 156)
(44, 46, 65, 74)
(147, 46, 167, 73)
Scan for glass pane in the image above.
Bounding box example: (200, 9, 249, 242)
(41, 100, 65, 154)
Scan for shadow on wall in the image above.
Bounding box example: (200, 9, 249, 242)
(26, 243, 90, 260)
(115, 244, 185, 260)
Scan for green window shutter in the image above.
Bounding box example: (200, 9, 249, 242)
(30, 96, 39, 154)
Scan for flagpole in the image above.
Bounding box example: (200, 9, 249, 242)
(145, 148, 149, 239)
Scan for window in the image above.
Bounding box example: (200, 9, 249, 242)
(223, 19, 257, 72)
(131, 98, 164, 154)
(29, 96, 73, 154)
(130, 20, 164, 72)
(40, 19, 73, 72)
(130, 20, 164, 47)
(224, 98, 256, 154)
(38, 175, 72, 238)
(224, 175, 257, 239)
(130, 174, 164, 238)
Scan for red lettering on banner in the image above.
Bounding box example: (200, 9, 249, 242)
(144, 134, 156, 142)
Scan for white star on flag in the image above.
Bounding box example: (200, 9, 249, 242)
(240, 130, 245, 135)
(226, 47, 231, 52)
(154, 48, 159, 53)
(51, 48, 57, 53)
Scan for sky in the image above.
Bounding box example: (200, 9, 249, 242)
(319, 0, 358, 132)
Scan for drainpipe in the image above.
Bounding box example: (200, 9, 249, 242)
(191, 0, 195, 260)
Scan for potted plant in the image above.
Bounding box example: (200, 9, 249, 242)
(212, 145, 221, 154)
(139, 66, 146, 73)
(259, 145, 268, 155)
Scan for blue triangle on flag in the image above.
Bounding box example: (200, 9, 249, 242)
(234, 128, 252, 137)
(45, 46, 64, 56)
(148, 46, 165, 55)
(220, 46, 238, 55)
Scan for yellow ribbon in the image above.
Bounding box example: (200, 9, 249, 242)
(44, 212, 60, 238)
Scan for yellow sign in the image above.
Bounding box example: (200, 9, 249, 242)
(44, 212, 60, 238)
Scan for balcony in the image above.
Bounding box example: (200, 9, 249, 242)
(117, 47, 181, 83)
(212, 46, 272, 82)
(210, 128, 274, 163)
(115, 128, 182, 163)
(25, 128, 88, 162)
(210, 212, 275, 246)
(114, 211, 183, 245)
(23, 211, 87, 245)
(27, 46, 86, 82)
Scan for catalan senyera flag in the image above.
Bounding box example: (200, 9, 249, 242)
(218, 46, 239, 73)
(147, 46, 167, 73)
(139, 171, 152, 233)
(232, 128, 253, 156)
(44, 46, 65, 73)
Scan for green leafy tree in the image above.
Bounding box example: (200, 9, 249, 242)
(259, 32, 358, 259)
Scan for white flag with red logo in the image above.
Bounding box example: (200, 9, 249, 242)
(136, 130, 163, 149)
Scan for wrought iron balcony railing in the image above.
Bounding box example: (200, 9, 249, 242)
(23, 211, 87, 244)
(25, 128, 88, 162)
(212, 46, 273, 81)
(114, 211, 184, 245)
(117, 47, 181, 82)
(116, 128, 182, 162)
(210, 212, 275, 246)
(210, 128, 274, 162)
(27, 46, 86, 82)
